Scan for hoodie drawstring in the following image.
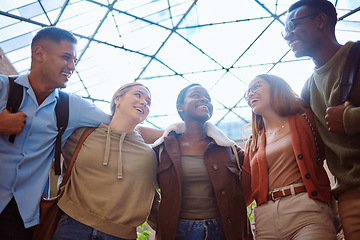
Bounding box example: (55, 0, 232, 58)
(103, 126, 127, 179)
(117, 133, 127, 179)
(103, 127, 111, 166)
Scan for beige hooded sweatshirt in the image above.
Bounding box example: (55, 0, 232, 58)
(58, 124, 158, 239)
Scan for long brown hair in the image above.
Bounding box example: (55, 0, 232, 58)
(250, 74, 305, 150)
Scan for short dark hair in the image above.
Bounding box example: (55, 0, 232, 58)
(288, 0, 337, 32)
(31, 26, 77, 48)
(176, 83, 202, 120)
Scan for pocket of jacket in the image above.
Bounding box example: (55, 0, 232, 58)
(226, 163, 241, 179)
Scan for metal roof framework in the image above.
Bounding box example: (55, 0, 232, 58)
(1, 0, 359, 140)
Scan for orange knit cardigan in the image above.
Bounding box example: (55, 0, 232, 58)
(241, 111, 332, 206)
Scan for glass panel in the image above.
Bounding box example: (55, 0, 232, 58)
(0, 0, 359, 135)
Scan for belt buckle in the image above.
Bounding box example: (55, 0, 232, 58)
(270, 189, 285, 201)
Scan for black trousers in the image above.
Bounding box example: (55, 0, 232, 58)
(0, 198, 34, 240)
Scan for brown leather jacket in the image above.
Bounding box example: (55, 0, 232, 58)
(152, 122, 253, 240)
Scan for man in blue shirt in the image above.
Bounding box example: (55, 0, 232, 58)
(0, 27, 110, 239)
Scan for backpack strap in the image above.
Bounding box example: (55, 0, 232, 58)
(6, 76, 69, 175)
(54, 91, 69, 175)
(340, 41, 360, 103)
(6, 76, 22, 143)
(59, 127, 96, 190)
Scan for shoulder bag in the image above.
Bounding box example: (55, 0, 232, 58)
(32, 127, 96, 240)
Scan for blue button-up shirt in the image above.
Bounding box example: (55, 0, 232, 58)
(0, 74, 111, 228)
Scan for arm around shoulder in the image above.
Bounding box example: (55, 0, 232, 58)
(69, 93, 111, 127)
(136, 125, 164, 144)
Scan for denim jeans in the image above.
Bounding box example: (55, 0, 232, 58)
(53, 213, 135, 240)
(176, 218, 226, 240)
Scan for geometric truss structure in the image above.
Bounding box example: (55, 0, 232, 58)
(1, 0, 359, 141)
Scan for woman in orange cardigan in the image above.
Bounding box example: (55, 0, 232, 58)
(241, 74, 336, 240)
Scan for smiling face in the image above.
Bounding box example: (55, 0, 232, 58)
(113, 85, 151, 125)
(178, 85, 213, 123)
(247, 77, 272, 116)
(283, 6, 322, 59)
(36, 39, 77, 89)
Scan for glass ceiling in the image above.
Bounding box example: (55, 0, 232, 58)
(1, 0, 359, 141)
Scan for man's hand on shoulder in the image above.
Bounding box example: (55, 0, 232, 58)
(325, 101, 352, 134)
(0, 109, 26, 135)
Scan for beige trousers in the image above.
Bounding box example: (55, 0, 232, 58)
(254, 192, 336, 240)
(338, 186, 360, 240)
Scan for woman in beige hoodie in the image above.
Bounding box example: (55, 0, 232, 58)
(53, 83, 158, 240)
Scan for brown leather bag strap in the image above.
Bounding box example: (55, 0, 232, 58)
(59, 127, 96, 189)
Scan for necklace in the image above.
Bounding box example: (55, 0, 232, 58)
(265, 120, 287, 135)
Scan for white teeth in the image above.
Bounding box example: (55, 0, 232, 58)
(61, 72, 71, 77)
(251, 99, 258, 104)
(290, 40, 300, 48)
(135, 107, 143, 113)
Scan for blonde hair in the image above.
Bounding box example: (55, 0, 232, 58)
(110, 82, 150, 117)
(250, 74, 305, 150)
